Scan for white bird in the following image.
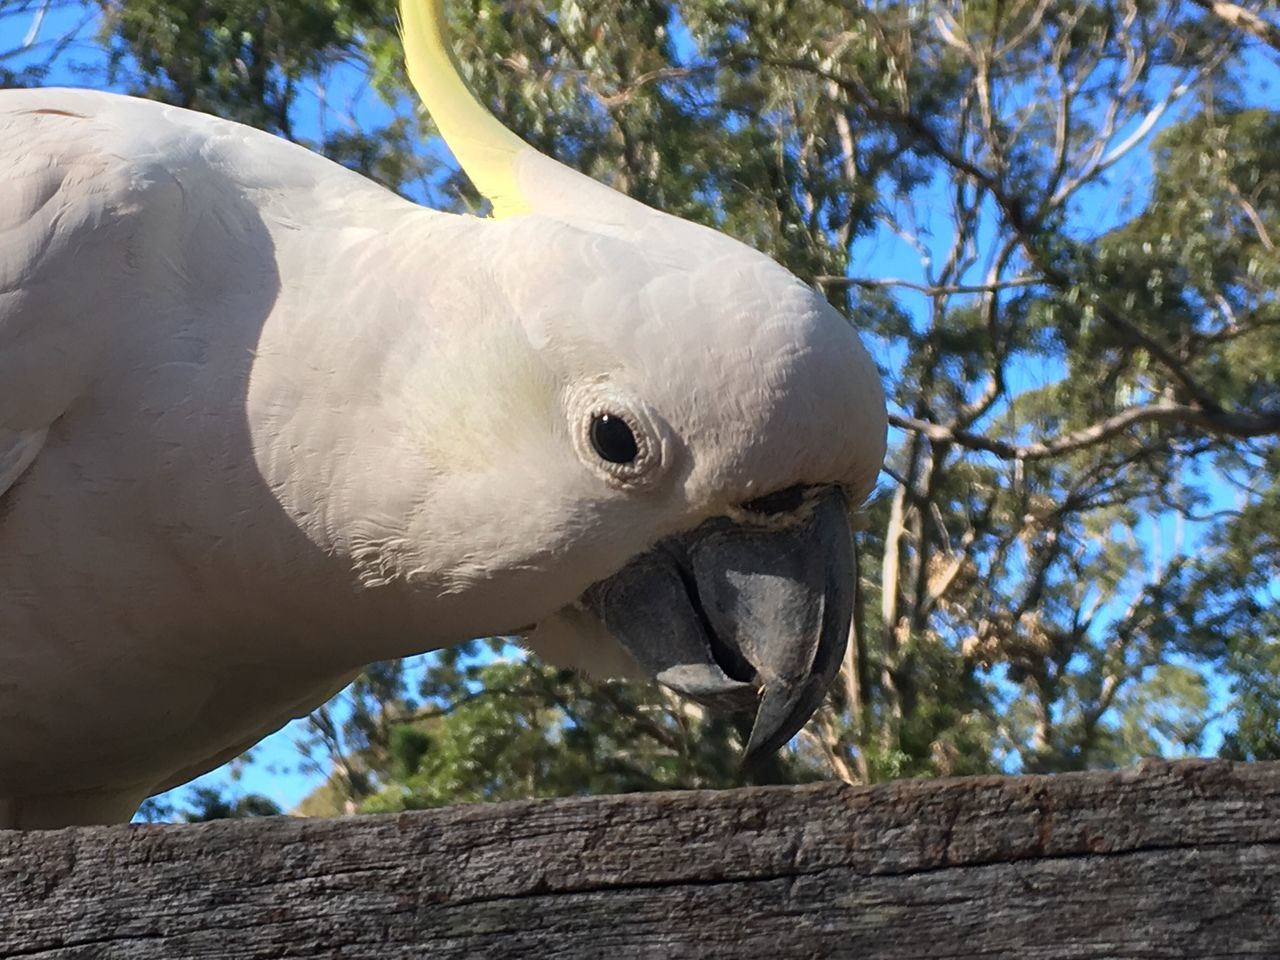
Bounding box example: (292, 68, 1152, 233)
(0, 0, 886, 828)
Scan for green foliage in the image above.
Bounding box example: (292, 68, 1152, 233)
(99, 0, 376, 130)
(365, 663, 739, 811)
(284, 644, 821, 818)
(135, 786, 281, 822)
(181, 787, 283, 822)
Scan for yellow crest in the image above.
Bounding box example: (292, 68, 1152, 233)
(401, 0, 666, 229)
(400, 0, 535, 218)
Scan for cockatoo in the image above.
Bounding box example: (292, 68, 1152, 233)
(0, 0, 886, 828)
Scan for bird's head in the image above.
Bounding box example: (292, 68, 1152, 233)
(396, 0, 887, 758)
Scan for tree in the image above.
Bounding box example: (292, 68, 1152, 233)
(3, 0, 1276, 818)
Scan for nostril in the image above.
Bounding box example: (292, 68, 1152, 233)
(741, 484, 808, 517)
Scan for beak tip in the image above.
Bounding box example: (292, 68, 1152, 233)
(740, 676, 828, 761)
(742, 730, 777, 763)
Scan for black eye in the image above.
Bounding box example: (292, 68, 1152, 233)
(590, 414, 639, 465)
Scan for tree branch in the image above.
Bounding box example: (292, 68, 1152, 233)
(891, 402, 1280, 461)
(814, 274, 1042, 296)
(1189, 0, 1280, 54)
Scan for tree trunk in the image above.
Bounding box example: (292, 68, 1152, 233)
(2, 759, 1277, 958)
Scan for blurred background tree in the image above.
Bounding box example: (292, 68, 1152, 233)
(3, 0, 1277, 817)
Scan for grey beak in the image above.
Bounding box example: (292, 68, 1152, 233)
(582, 486, 854, 759)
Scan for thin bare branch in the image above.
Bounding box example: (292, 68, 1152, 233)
(1189, 0, 1280, 53)
(815, 274, 1041, 295)
(891, 402, 1280, 461)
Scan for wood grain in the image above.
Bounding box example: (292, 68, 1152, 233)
(1, 759, 1277, 958)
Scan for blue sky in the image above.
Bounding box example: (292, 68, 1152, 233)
(2, 2, 1274, 813)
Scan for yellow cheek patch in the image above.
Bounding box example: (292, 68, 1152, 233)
(405, 328, 561, 476)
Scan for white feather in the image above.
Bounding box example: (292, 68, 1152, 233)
(0, 88, 885, 826)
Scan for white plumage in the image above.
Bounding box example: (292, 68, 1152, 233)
(0, 2, 885, 828)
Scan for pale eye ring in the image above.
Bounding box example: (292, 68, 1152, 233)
(569, 385, 667, 490)
(590, 414, 639, 465)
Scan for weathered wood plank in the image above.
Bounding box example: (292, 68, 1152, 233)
(1, 759, 1277, 958)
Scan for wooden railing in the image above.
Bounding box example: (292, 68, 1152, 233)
(2, 759, 1277, 958)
